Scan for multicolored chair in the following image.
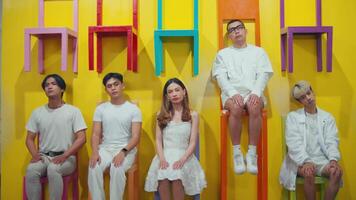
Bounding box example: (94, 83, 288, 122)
(280, 0, 333, 72)
(154, 0, 199, 76)
(88, 0, 138, 73)
(24, 0, 78, 73)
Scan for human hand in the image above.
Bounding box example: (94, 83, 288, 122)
(51, 154, 68, 164)
(112, 151, 125, 167)
(173, 157, 187, 170)
(159, 159, 169, 169)
(302, 162, 316, 176)
(89, 152, 101, 168)
(247, 94, 260, 106)
(30, 153, 42, 163)
(231, 94, 244, 107)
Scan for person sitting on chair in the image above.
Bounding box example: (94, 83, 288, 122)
(280, 80, 342, 200)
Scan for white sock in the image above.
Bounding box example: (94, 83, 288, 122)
(233, 145, 242, 155)
(247, 145, 256, 155)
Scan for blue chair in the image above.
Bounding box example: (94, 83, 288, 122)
(154, 0, 199, 76)
(154, 135, 201, 200)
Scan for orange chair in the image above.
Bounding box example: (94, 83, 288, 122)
(220, 109, 268, 200)
(88, 155, 139, 200)
(217, 0, 260, 49)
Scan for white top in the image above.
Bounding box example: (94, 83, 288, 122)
(212, 44, 273, 106)
(93, 101, 142, 149)
(26, 104, 87, 153)
(305, 112, 326, 163)
(279, 108, 340, 190)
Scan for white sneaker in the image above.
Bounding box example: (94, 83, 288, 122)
(233, 152, 246, 174)
(246, 152, 258, 174)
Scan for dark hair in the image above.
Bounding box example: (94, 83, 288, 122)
(226, 19, 245, 31)
(157, 78, 191, 129)
(41, 74, 66, 94)
(102, 72, 123, 86)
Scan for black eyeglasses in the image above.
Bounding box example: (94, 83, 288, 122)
(227, 24, 245, 34)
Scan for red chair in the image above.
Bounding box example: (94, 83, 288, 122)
(22, 156, 79, 200)
(88, 0, 138, 73)
(220, 109, 268, 200)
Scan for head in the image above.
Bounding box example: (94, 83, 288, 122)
(41, 74, 66, 98)
(291, 80, 316, 108)
(102, 72, 125, 99)
(157, 78, 191, 129)
(227, 19, 247, 46)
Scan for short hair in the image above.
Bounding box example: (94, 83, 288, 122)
(102, 72, 123, 86)
(41, 74, 66, 91)
(291, 80, 313, 100)
(226, 19, 245, 31)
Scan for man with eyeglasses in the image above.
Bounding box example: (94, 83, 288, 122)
(280, 80, 342, 200)
(212, 19, 273, 175)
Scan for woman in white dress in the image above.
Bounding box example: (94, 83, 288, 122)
(145, 78, 207, 200)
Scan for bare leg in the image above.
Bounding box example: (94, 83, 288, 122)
(323, 164, 342, 200)
(298, 166, 316, 200)
(225, 99, 244, 145)
(246, 99, 263, 145)
(158, 179, 171, 200)
(172, 180, 185, 200)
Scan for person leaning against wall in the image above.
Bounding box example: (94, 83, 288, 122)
(25, 74, 87, 200)
(211, 19, 273, 175)
(88, 72, 142, 200)
(280, 80, 343, 200)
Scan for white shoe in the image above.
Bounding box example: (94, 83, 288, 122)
(246, 152, 258, 174)
(233, 152, 246, 174)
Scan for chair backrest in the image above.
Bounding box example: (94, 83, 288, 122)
(96, 0, 138, 29)
(38, 0, 78, 31)
(157, 0, 198, 30)
(280, 0, 322, 28)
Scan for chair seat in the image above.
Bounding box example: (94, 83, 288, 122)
(155, 29, 198, 37)
(281, 26, 332, 35)
(89, 25, 137, 35)
(25, 27, 77, 38)
(296, 176, 328, 184)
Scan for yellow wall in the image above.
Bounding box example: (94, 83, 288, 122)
(1, 0, 356, 199)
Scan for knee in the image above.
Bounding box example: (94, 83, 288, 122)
(229, 106, 244, 118)
(110, 166, 126, 178)
(329, 167, 343, 183)
(247, 105, 261, 118)
(47, 164, 60, 177)
(26, 167, 40, 180)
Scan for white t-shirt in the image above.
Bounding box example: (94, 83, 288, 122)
(93, 101, 142, 149)
(26, 104, 87, 153)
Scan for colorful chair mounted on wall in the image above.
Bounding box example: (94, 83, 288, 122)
(88, 0, 138, 73)
(24, 0, 78, 73)
(154, 0, 199, 76)
(280, 0, 333, 72)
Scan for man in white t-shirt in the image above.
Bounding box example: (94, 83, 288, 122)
(25, 74, 87, 200)
(88, 72, 142, 200)
(212, 19, 273, 174)
(280, 80, 342, 200)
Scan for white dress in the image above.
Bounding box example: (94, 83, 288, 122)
(144, 121, 207, 195)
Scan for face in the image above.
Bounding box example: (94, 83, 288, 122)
(44, 77, 63, 98)
(166, 83, 186, 104)
(297, 89, 316, 108)
(105, 78, 124, 98)
(227, 21, 247, 45)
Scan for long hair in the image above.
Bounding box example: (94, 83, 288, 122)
(157, 78, 191, 129)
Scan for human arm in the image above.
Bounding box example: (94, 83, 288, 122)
(155, 121, 169, 169)
(323, 115, 341, 162)
(25, 131, 42, 163)
(173, 112, 199, 169)
(89, 121, 103, 168)
(251, 49, 273, 97)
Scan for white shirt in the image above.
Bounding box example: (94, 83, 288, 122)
(212, 44, 273, 106)
(26, 104, 87, 153)
(93, 101, 142, 149)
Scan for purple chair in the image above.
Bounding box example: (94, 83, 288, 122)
(24, 0, 78, 73)
(280, 0, 333, 72)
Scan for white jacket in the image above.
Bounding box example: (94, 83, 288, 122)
(279, 108, 340, 191)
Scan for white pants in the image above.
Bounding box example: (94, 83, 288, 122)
(25, 155, 76, 200)
(88, 147, 136, 200)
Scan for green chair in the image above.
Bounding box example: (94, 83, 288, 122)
(281, 116, 327, 200)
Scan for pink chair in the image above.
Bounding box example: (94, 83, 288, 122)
(22, 156, 79, 200)
(24, 0, 78, 73)
(88, 0, 138, 73)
